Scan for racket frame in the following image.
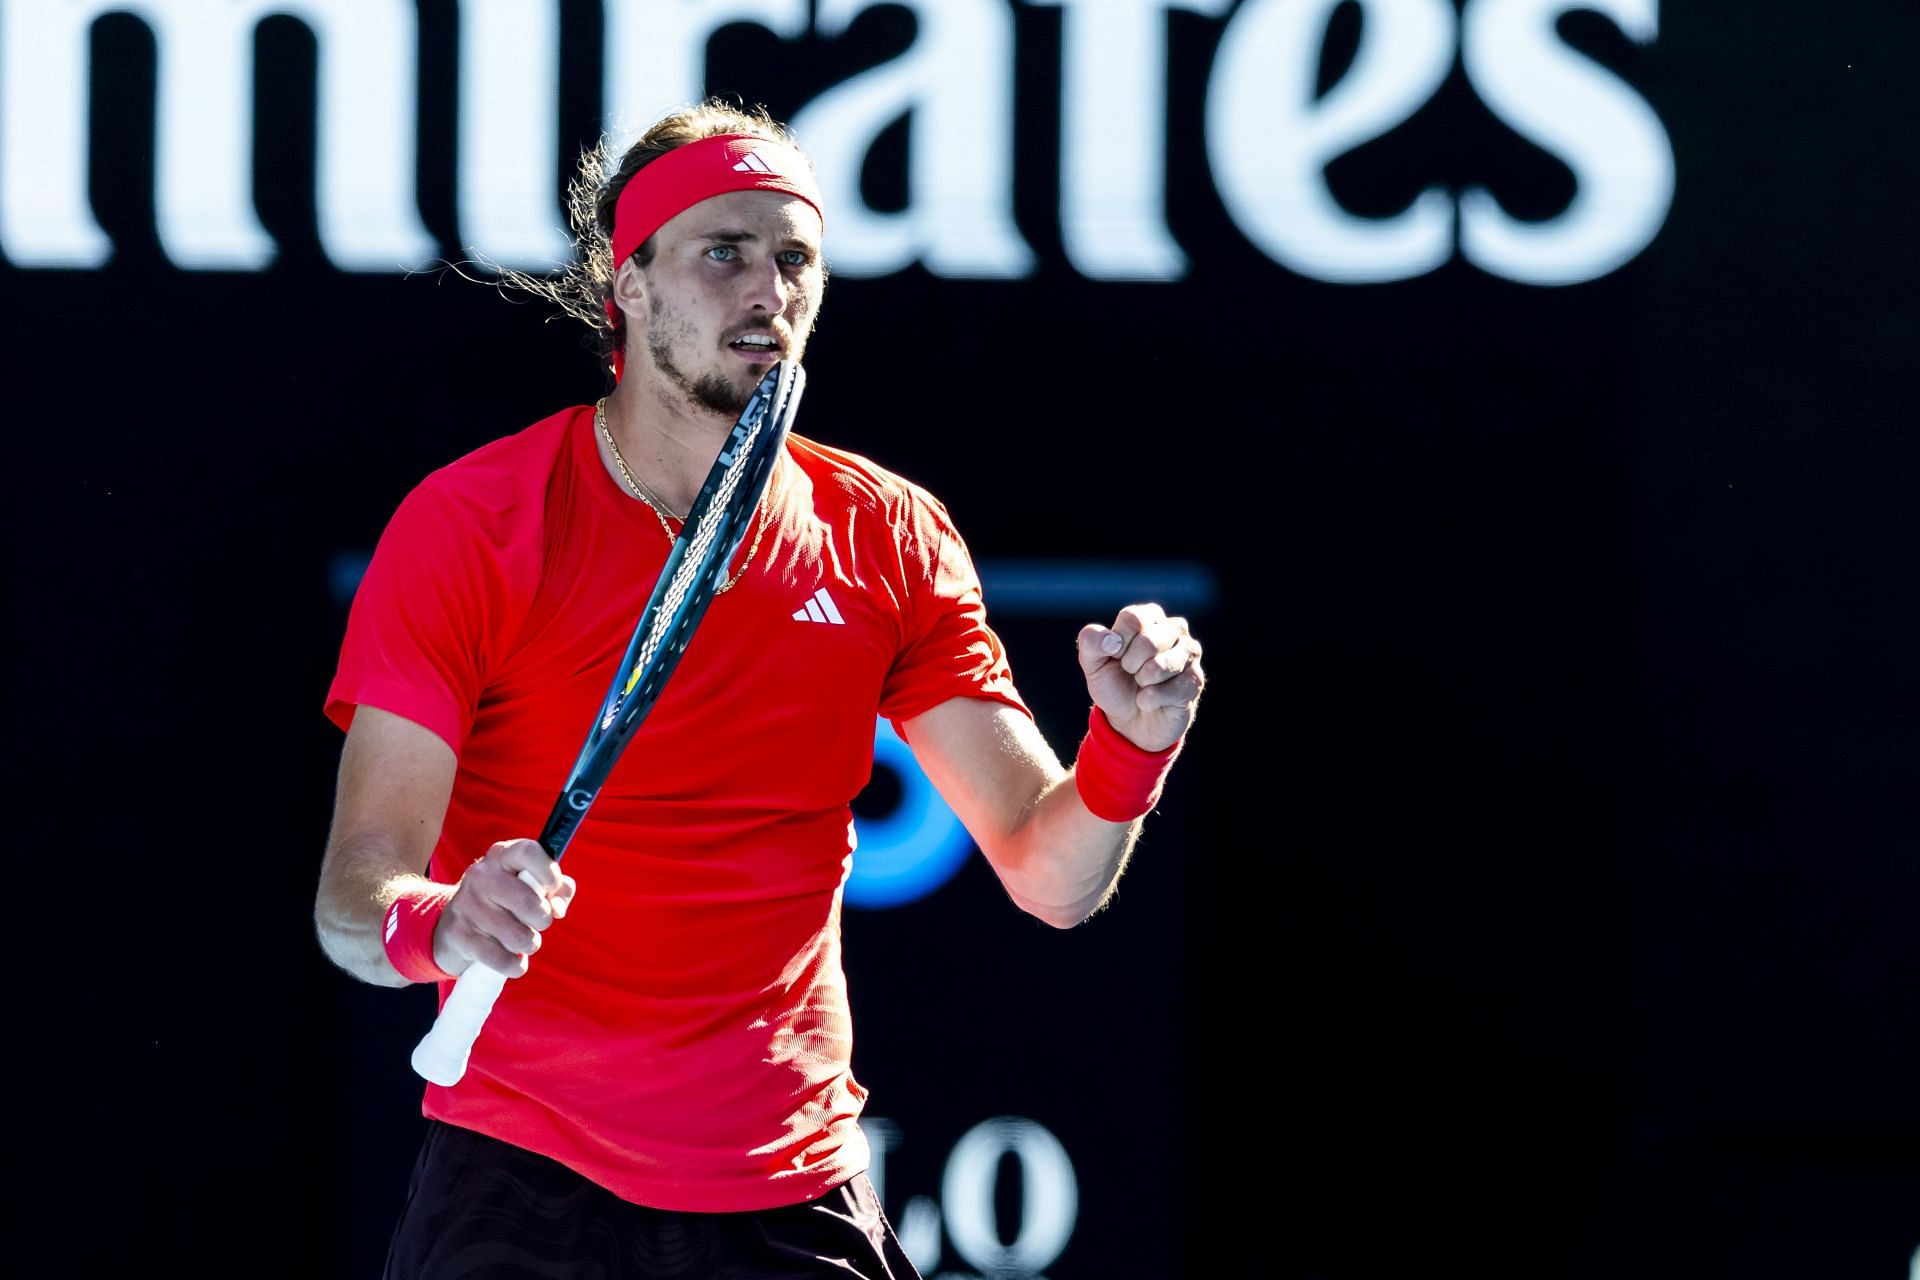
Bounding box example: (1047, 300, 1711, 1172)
(409, 360, 804, 1086)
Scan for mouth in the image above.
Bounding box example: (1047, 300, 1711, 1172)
(726, 330, 785, 362)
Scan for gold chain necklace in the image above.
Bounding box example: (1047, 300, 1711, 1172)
(596, 398, 767, 595)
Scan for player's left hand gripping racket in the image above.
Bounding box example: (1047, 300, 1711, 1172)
(410, 360, 806, 1087)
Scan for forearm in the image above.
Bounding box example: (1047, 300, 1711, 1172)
(986, 772, 1141, 929)
(314, 835, 446, 987)
(906, 697, 1177, 929)
(317, 706, 463, 986)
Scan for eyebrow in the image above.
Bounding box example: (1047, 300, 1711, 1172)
(698, 228, 819, 251)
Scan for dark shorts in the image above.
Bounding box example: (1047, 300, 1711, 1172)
(385, 1120, 924, 1280)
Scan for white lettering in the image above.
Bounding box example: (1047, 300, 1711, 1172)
(942, 1117, 1078, 1276)
(1, 1, 114, 266)
(1034, 0, 1232, 281)
(1208, 0, 1457, 283)
(2, 0, 1674, 283)
(600, 0, 809, 155)
(293, 0, 434, 271)
(792, 0, 1034, 278)
(896, 1194, 943, 1273)
(457, 0, 569, 267)
(859, 1118, 943, 1272)
(1461, 0, 1675, 285)
(861, 1117, 900, 1210)
(1, 0, 431, 271)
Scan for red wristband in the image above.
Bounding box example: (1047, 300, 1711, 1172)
(1073, 707, 1184, 823)
(383, 887, 458, 984)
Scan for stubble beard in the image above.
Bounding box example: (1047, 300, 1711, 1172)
(647, 317, 756, 418)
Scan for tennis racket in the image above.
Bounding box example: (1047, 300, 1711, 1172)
(410, 359, 806, 1087)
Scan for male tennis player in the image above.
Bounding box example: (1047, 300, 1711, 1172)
(316, 99, 1205, 1279)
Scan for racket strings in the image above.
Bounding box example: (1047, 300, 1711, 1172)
(628, 391, 774, 678)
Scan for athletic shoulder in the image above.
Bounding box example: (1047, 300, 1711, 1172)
(400, 405, 584, 546)
(786, 433, 957, 532)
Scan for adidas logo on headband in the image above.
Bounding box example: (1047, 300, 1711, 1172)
(732, 150, 776, 175)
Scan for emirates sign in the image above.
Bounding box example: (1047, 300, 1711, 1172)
(1, 0, 1673, 285)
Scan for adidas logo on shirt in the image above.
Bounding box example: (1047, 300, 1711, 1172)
(732, 150, 776, 175)
(792, 588, 845, 625)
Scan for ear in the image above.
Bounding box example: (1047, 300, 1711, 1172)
(610, 257, 647, 326)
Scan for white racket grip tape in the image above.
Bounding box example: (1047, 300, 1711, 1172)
(409, 867, 549, 1086)
(411, 962, 508, 1085)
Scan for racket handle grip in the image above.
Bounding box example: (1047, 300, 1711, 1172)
(408, 868, 545, 1086)
(411, 962, 507, 1085)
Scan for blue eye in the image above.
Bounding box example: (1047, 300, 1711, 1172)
(706, 245, 738, 261)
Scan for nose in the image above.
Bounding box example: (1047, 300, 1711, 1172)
(743, 253, 789, 316)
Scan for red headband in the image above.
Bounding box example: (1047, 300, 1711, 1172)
(610, 133, 824, 269)
(603, 133, 824, 379)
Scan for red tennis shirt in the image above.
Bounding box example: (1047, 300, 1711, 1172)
(325, 405, 1028, 1211)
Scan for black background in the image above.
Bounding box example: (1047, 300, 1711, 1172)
(7, 3, 1916, 1277)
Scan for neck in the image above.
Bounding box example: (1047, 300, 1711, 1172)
(598, 372, 735, 514)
